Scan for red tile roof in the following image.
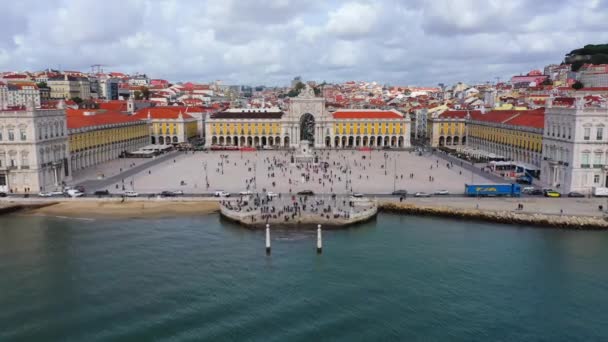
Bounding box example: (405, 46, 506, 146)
(505, 109, 545, 129)
(437, 110, 478, 119)
(332, 110, 402, 119)
(132, 106, 194, 120)
(96, 100, 127, 111)
(66, 109, 143, 129)
(470, 108, 545, 129)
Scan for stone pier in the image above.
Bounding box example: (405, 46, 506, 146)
(219, 194, 378, 228)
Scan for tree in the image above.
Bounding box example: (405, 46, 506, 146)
(541, 78, 553, 86)
(287, 81, 305, 97)
(36, 82, 48, 89)
(140, 86, 150, 100)
(133, 90, 142, 100)
(572, 81, 584, 90)
(71, 97, 83, 104)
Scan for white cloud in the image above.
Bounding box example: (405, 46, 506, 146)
(326, 2, 381, 40)
(0, 0, 606, 86)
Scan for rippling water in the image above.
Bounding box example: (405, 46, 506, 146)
(1, 213, 608, 341)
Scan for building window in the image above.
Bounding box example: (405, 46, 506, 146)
(594, 153, 602, 166)
(594, 174, 600, 184)
(581, 152, 590, 168)
(584, 128, 591, 141)
(597, 127, 603, 141)
(20, 129, 26, 141)
(8, 129, 14, 141)
(568, 127, 571, 139)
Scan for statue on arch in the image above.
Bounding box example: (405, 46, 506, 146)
(299, 83, 315, 98)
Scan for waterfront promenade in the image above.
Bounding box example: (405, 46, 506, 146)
(3, 195, 608, 229)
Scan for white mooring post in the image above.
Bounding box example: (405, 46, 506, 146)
(265, 224, 271, 255)
(317, 224, 323, 254)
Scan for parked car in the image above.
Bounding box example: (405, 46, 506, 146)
(171, 190, 184, 196)
(522, 186, 535, 194)
(544, 191, 562, 198)
(434, 190, 450, 195)
(50, 191, 65, 197)
(124, 191, 139, 197)
(94, 190, 110, 197)
(391, 190, 408, 196)
(38, 192, 53, 197)
(0, 192, 8, 197)
(297, 190, 314, 195)
(266, 191, 278, 198)
(160, 191, 176, 197)
(530, 189, 544, 196)
(567, 191, 585, 198)
(414, 192, 432, 197)
(214, 190, 230, 197)
(239, 190, 252, 196)
(351, 193, 364, 198)
(66, 189, 84, 197)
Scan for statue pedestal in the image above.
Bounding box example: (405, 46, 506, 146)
(293, 140, 317, 164)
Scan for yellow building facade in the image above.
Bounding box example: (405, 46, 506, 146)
(466, 109, 544, 166)
(205, 108, 410, 148)
(427, 110, 469, 147)
(133, 107, 198, 145)
(67, 109, 149, 171)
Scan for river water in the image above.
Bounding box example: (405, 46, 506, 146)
(1, 213, 608, 341)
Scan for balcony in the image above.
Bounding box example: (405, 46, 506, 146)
(581, 164, 591, 169)
(593, 164, 604, 169)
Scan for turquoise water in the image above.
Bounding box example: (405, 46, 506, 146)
(1, 213, 608, 341)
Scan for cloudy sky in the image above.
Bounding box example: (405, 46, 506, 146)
(1, 0, 607, 86)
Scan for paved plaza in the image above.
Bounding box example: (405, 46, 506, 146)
(90, 149, 497, 194)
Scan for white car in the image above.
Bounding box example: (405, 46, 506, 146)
(124, 191, 139, 197)
(239, 190, 252, 195)
(415, 192, 432, 197)
(434, 190, 450, 195)
(266, 191, 278, 198)
(171, 190, 184, 196)
(38, 192, 52, 197)
(50, 191, 65, 197)
(351, 193, 364, 198)
(66, 189, 84, 197)
(214, 190, 230, 197)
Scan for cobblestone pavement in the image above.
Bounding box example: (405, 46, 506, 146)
(98, 150, 498, 194)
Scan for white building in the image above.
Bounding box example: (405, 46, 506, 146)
(0, 100, 70, 194)
(541, 96, 608, 193)
(579, 65, 608, 88)
(0, 82, 7, 106)
(7, 82, 41, 108)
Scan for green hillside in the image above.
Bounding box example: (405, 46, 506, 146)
(565, 44, 608, 71)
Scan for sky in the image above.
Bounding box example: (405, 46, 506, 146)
(1, 0, 607, 86)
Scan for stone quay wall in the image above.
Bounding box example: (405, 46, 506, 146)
(380, 202, 608, 230)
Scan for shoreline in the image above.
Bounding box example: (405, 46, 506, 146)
(2, 199, 220, 219)
(2, 197, 608, 229)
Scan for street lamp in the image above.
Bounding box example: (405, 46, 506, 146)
(393, 157, 397, 192)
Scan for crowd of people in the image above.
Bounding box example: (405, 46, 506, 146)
(221, 192, 375, 224)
